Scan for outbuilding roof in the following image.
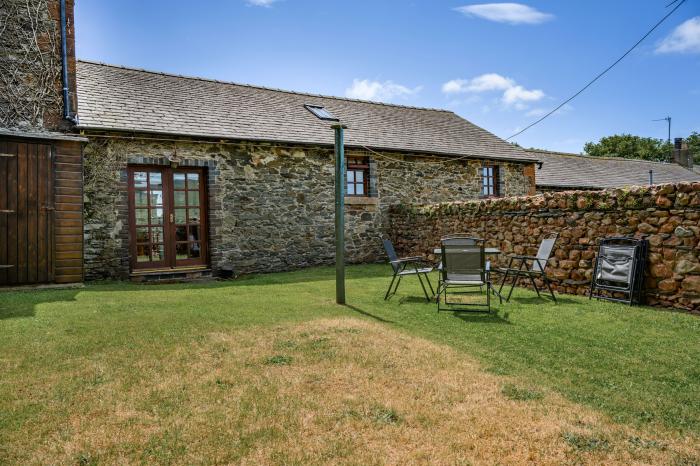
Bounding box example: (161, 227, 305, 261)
(528, 149, 700, 189)
(76, 60, 536, 163)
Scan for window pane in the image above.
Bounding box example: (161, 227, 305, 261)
(187, 191, 200, 206)
(356, 184, 364, 195)
(189, 242, 201, 258)
(136, 244, 150, 262)
(174, 191, 186, 206)
(150, 227, 164, 244)
(347, 183, 355, 195)
(173, 173, 186, 190)
(151, 244, 165, 261)
(150, 191, 164, 207)
(189, 225, 200, 241)
(356, 171, 364, 182)
(135, 208, 149, 225)
(133, 172, 147, 189)
(187, 173, 200, 190)
(136, 227, 150, 243)
(176, 226, 187, 242)
(149, 172, 162, 189)
(134, 190, 148, 207)
(347, 171, 355, 183)
(176, 243, 188, 260)
(151, 208, 164, 225)
(188, 208, 200, 224)
(175, 208, 187, 224)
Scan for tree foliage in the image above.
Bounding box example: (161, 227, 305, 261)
(583, 134, 673, 162)
(687, 132, 700, 164)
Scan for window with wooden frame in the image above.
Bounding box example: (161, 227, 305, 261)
(346, 156, 370, 197)
(481, 163, 500, 198)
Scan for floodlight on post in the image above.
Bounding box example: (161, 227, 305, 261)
(332, 123, 348, 304)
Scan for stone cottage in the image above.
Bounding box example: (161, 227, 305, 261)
(76, 61, 537, 281)
(0, 0, 537, 286)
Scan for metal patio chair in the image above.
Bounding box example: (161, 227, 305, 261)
(435, 235, 482, 296)
(437, 237, 499, 313)
(382, 238, 434, 302)
(496, 233, 558, 303)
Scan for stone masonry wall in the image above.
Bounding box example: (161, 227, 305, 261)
(0, 0, 77, 131)
(389, 183, 700, 313)
(82, 135, 534, 279)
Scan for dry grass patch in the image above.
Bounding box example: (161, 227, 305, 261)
(4, 317, 698, 465)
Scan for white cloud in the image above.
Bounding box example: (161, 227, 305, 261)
(442, 73, 514, 93)
(345, 79, 422, 102)
(455, 3, 553, 25)
(502, 85, 545, 104)
(656, 17, 700, 54)
(525, 107, 547, 117)
(246, 0, 278, 7)
(525, 104, 573, 118)
(441, 73, 544, 108)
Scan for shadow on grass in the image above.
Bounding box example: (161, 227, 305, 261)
(508, 295, 578, 306)
(89, 264, 393, 293)
(397, 296, 433, 305)
(452, 311, 511, 325)
(343, 304, 394, 323)
(0, 289, 81, 320)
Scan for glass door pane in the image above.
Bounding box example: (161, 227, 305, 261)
(130, 168, 169, 269)
(172, 169, 206, 266)
(129, 167, 206, 270)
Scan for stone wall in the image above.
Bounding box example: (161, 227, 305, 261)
(389, 183, 700, 313)
(82, 134, 535, 279)
(0, 0, 77, 131)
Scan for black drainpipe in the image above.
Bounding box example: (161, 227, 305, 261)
(60, 0, 79, 124)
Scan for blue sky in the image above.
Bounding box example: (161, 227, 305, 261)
(75, 1, 700, 153)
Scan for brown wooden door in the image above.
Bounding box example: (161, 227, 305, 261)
(0, 140, 54, 285)
(128, 166, 207, 271)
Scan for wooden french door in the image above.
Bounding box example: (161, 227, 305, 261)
(0, 140, 54, 286)
(128, 166, 207, 271)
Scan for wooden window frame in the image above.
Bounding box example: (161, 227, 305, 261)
(481, 163, 500, 198)
(127, 165, 209, 271)
(346, 156, 370, 197)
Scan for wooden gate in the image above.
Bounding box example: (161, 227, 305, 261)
(0, 140, 54, 285)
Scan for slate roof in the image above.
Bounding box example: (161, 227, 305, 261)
(527, 149, 700, 189)
(75, 60, 536, 162)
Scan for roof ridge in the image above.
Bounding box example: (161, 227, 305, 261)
(77, 59, 453, 114)
(526, 148, 681, 166)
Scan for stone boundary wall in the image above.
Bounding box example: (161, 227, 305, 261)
(388, 183, 700, 313)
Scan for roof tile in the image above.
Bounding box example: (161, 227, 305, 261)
(76, 61, 535, 162)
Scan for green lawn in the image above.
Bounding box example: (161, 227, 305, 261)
(1, 264, 699, 463)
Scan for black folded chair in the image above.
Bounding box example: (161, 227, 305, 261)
(437, 237, 499, 312)
(382, 238, 434, 302)
(496, 233, 558, 303)
(589, 236, 648, 305)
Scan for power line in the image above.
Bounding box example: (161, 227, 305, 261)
(506, 0, 687, 141)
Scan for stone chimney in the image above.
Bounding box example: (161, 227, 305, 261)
(0, 0, 78, 132)
(673, 138, 693, 170)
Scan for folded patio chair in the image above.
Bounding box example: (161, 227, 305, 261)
(382, 238, 434, 302)
(437, 237, 498, 312)
(495, 233, 558, 303)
